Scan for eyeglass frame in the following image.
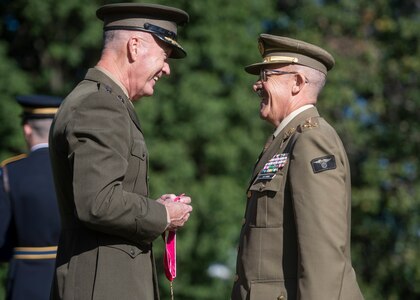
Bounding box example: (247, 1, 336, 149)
(259, 69, 308, 83)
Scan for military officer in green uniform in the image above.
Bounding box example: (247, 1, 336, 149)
(231, 34, 364, 300)
(49, 3, 192, 300)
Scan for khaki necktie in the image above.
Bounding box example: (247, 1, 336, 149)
(263, 134, 275, 152)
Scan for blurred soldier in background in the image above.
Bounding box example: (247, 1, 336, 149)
(0, 95, 62, 300)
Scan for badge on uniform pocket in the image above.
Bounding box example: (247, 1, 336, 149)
(257, 153, 289, 180)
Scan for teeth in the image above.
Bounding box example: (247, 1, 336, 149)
(256, 89, 264, 98)
(153, 76, 159, 81)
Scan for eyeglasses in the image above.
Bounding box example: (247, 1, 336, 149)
(259, 69, 298, 82)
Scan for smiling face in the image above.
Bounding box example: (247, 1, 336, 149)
(253, 67, 296, 127)
(129, 34, 173, 100)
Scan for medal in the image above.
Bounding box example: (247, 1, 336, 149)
(162, 193, 184, 300)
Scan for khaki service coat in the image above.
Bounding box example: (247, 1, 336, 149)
(49, 68, 168, 300)
(231, 107, 364, 300)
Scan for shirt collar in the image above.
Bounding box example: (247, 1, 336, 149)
(31, 143, 48, 152)
(273, 104, 314, 137)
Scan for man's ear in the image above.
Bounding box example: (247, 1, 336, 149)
(22, 123, 33, 144)
(292, 73, 306, 95)
(127, 36, 140, 62)
(23, 123, 32, 137)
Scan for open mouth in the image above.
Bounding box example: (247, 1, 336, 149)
(256, 87, 268, 100)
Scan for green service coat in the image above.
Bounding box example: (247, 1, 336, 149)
(231, 107, 363, 300)
(49, 68, 168, 300)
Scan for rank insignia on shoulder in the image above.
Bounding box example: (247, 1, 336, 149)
(298, 117, 319, 132)
(257, 153, 289, 180)
(311, 155, 336, 173)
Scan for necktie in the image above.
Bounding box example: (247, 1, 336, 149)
(263, 134, 275, 152)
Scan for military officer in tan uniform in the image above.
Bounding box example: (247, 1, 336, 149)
(49, 3, 192, 300)
(231, 34, 364, 300)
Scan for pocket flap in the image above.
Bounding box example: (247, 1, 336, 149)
(131, 141, 146, 160)
(106, 243, 151, 258)
(250, 280, 287, 300)
(249, 174, 283, 192)
(99, 235, 151, 258)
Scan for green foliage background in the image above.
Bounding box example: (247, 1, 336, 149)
(0, 0, 419, 299)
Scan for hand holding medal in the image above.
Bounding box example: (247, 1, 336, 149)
(159, 193, 192, 300)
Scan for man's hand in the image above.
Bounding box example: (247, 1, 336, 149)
(157, 194, 192, 231)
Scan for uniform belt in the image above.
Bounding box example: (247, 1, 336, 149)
(13, 246, 58, 259)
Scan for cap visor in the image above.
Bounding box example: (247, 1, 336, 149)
(153, 34, 186, 59)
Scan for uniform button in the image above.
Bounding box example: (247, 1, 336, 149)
(130, 248, 135, 256)
(277, 294, 285, 300)
(247, 191, 252, 198)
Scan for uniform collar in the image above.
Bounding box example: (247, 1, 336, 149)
(94, 66, 130, 99)
(273, 104, 314, 137)
(85, 68, 142, 132)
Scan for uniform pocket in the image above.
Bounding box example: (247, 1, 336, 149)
(241, 227, 284, 280)
(250, 279, 287, 300)
(249, 174, 284, 227)
(92, 241, 154, 300)
(105, 243, 150, 258)
(131, 140, 146, 160)
(98, 235, 150, 258)
(127, 138, 148, 192)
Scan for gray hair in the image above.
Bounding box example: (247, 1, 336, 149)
(103, 30, 151, 51)
(26, 119, 52, 140)
(293, 65, 327, 97)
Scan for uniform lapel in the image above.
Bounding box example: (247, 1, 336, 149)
(125, 101, 143, 133)
(248, 107, 320, 188)
(84, 68, 143, 132)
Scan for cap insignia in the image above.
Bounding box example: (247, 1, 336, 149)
(263, 56, 299, 63)
(164, 36, 182, 49)
(258, 40, 265, 56)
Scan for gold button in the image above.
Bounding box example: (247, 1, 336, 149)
(277, 294, 285, 300)
(247, 191, 252, 198)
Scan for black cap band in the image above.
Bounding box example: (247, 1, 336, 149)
(104, 23, 177, 41)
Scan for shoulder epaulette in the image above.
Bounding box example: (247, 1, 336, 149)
(1, 154, 27, 167)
